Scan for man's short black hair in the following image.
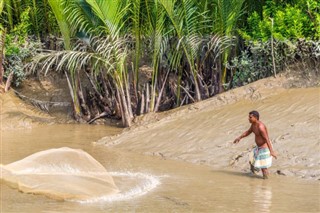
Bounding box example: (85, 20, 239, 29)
(249, 110, 260, 120)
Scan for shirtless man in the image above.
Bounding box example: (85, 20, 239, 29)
(233, 111, 277, 179)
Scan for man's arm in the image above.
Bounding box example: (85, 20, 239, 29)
(259, 125, 277, 159)
(233, 126, 252, 144)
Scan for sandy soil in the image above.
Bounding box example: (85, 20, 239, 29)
(1, 70, 319, 180)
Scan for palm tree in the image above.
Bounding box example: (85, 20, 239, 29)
(37, 0, 134, 126)
(211, 0, 245, 85)
(33, 0, 245, 126)
(32, 36, 133, 126)
(144, 0, 167, 112)
(159, 0, 209, 102)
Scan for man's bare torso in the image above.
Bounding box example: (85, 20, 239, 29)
(251, 122, 268, 148)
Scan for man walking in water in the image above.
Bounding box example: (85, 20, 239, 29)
(233, 111, 277, 179)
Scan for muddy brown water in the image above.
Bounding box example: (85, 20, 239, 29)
(1, 85, 320, 212)
(1, 125, 319, 212)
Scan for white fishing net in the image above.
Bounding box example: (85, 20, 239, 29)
(0, 147, 119, 201)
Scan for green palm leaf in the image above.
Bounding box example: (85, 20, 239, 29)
(64, 0, 101, 36)
(48, 0, 71, 49)
(85, 0, 129, 37)
(159, 0, 209, 101)
(0, 0, 4, 15)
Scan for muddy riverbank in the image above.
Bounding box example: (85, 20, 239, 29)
(98, 73, 320, 180)
(1, 70, 320, 180)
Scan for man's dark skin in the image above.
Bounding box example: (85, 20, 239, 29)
(234, 113, 277, 178)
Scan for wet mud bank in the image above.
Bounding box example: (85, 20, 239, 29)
(98, 74, 320, 180)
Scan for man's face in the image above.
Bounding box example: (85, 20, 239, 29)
(248, 114, 257, 123)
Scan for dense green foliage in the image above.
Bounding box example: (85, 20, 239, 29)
(230, 0, 320, 87)
(3, 8, 42, 86)
(0, 0, 319, 126)
(240, 0, 320, 41)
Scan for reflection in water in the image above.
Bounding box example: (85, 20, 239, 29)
(252, 181, 272, 213)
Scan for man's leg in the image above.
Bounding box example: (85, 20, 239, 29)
(262, 168, 269, 179)
(250, 162, 255, 174)
(249, 162, 259, 174)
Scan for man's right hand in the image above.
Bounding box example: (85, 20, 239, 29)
(233, 138, 240, 144)
(271, 151, 277, 159)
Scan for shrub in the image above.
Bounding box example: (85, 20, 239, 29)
(4, 8, 42, 87)
(239, 1, 319, 41)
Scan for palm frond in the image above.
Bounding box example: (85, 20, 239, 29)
(0, 0, 4, 15)
(64, 0, 102, 36)
(212, 0, 245, 35)
(85, 0, 129, 37)
(48, 0, 71, 49)
(31, 36, 128, 79)
(201, 35, 235, 65)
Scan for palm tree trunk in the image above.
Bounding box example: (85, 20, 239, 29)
(150, 58, 159, 112)
(115, 88, 125, 125)
(116, 85, 132, 127)
(176, 66, 182, 106)
(133, 0, 142, 95)
(65, 70, 81, 120)
(140, 91, 145, 114)
(77, 74, 90, 121)
(183, 47, 201, 101)
(4, 72, 13, 92)
(144, 83, 149, 113)
(124, 73, 133, 119)
(0, 28, 6, 85)
(154, 68, 170, 112)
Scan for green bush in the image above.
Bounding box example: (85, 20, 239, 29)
(5, 37, 41, 87)
(229, 39, 320, 87)
(4, 8, 42, 87)
(239, 0, 319, 41)
(228, 51, 256, 87)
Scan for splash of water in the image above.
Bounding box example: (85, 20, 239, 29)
(76, 171, 161, 203)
